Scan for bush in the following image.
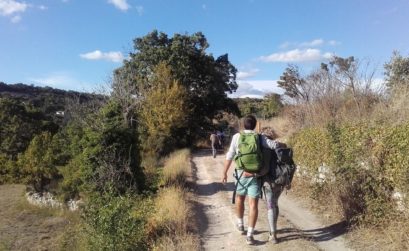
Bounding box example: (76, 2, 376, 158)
(290, 121, 408, 225)
(83, 190, 152, 251)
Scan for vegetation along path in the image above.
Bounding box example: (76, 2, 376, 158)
(192, 150, 352, 251)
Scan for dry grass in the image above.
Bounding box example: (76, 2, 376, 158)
(162, 149, 191, 186)
(147, 186, 199, 250)
(0, 184, 85, 251)
(258, 116, 294, 141)
(151, 186, 191, 234)
(152, 234, 200, 251)
(347, 219, 409, 251)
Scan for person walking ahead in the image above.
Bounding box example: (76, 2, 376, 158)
(210, 132, 220, 158)
(222, 115, 279, 245)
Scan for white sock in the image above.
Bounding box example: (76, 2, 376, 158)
(247, 227, 254, 237)
(237, 218, 244, 226)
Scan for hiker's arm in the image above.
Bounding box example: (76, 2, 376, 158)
(222, 159, 232, 183)
(223, 133, 238, 183)
(261, 135, 280, 149)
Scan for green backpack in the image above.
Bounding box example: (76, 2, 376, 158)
(234, 133, 262, 173)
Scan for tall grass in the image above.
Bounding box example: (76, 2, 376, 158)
(162, 149, 191, 186)
(146, 148, 199, 250)
(150, 186, 191, 235)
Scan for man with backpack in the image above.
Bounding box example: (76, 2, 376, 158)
(221, 115, 279, 245)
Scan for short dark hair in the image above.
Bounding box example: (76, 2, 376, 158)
(243, 115, 257, 130)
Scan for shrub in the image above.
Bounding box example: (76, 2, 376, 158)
(83, 190, 152, 251)
(290, 122, 408, 225)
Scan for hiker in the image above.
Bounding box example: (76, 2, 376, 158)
(222, 115, 279, 245)
(210, 132, 220, 158)
(216, 130, 225, 149)
(258, 128, 295, 244)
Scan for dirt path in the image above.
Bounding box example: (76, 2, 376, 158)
(192, 150, 352, 251)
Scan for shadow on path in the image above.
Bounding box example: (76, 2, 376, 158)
(278, 221, 349, 243)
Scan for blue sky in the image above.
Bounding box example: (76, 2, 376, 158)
(1, 0, 408, 98)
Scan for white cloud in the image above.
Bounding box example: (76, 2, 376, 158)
(0, 0, 28, 16)
(10, 14, 20, 22)
(28, 73, 96, 93)
(38, 5, 47, 10)
(80, 50, 124, 63)
(328, 40, 341, 46)
(135, 5, 143, 15)
(300, 39, 324, 47)
(280, 39, 324, 49)
(259, 48, 333, 63)
(229, 80, 283, 98)
(279, 39, 341, 49)
(237, 68, 260, 80)
(108, 0, 130, 11)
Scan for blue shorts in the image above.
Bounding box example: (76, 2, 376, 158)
(235, 170, 261, 198)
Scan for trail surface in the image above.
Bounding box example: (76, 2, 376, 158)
(192, 150, 352, 251)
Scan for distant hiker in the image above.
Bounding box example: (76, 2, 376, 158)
(210, 132, 221, 158)
(216, 130, 225, 149)
(258, 128, 296, 244)
(222, 115, 279, 245)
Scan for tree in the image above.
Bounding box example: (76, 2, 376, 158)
(385, 51, 409, 91)
(0, 98, 50, 160)
(18, 132, 57, 191)
(261, 93, 283, 119)
(113, 30, 239, 144)
(277, 65, 310, 102)
(76, 101, 145, 195)
(139, 62, 190, 154)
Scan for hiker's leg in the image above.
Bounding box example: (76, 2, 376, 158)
(271, 186, 282, 232)
(265, 184, 275, 233)
(248, 196, 258, 229)
(236, 195, 245, 219)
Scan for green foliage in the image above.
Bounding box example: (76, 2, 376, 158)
(139, 63, 190, 155)
(61, 101, 145, 197)
(0, 97, 53, 160)
(234, 94, 283, 119)
(291, 122, 408, 225)
(17, 132, 59, 191)
(113, 30, 239, 145)
(385, 51, 409, 91)
(260, 93, 283, 119)
(83, 190, 152, 251)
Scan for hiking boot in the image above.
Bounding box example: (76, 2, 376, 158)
(246, 235, 255, 245)
(268, 232, 278, 244)
(236, 224, 244, 233)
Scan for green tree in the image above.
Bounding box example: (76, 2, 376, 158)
(113, 30, 239, 144)
(260, 93, 283, 119)
(139, 62, 190, 154)
(18, 132, 57, 191)
(0, 98, 46, 159)
(72, 101, 145, 195)
(385, 51, 409, 91)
